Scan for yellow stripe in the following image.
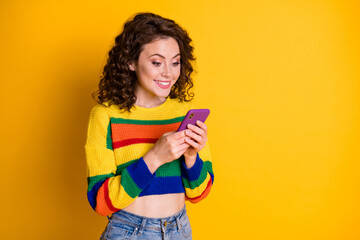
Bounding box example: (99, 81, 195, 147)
(86, 146, 117, 177)
(184, 174, 211, 198)
(114, 143, 154, 166)
(86, 142, 159, 177)
(107, 175, 137, 209)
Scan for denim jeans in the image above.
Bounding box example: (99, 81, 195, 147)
(100, 204, 192, 240)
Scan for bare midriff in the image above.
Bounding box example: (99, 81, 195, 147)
(122, 192, 186, 218)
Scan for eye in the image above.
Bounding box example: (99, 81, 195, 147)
(152, 61, 161, 66)
(172, 62, 180, 66)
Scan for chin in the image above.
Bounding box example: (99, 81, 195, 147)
(156, 90, 172, 98)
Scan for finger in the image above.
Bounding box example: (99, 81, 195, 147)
(184, 137, 202, 151)
(176, 143, 190, 157)
(173, 130, 187, 139)
(185, 129, 203, 144)
(187, 123, 206, 137)
(177, 142, 190, 151)
(196, 120, 208, 132)
(171, 136, 190, 146)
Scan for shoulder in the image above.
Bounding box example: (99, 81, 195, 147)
(89, 102, 109, 117)
(87, 103, 113, 125)
(88, 101, 127, 118)
(85, 104, 110, 129)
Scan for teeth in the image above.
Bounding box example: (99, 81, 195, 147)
(155, 80, 170, 86)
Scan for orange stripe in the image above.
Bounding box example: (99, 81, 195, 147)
(95, 183, 114, 216)
(186, 178, 213, 203)
(111, 122, 180, 142)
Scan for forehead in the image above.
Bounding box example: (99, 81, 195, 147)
(141, 37, 180, 57)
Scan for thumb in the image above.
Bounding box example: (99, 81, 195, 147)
(164, 131, 176, 136)
(162, 131, 173, 137)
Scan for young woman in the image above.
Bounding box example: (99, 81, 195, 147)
(85, 12, 214, 240)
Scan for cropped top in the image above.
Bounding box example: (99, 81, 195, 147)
(84, 97, 214, 217)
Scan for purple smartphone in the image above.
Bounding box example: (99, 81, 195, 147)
(177, 109, 210, 131)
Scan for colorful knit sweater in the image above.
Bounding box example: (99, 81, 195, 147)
(85, 97, 214, 217)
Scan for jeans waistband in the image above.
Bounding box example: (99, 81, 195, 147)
(109, 204, 187, 234)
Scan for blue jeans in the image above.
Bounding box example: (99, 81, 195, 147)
(100, 204, 192, 240)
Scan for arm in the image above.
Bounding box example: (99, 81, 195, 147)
(85, 105, 155, 216)
(181, 122, 214, 203)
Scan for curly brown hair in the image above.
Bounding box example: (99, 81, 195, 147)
(92, 12, 196, 112)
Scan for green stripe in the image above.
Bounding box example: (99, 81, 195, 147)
(86, 159, 144, 191)
(182, 160, 213, 189)
(87, 159, 213, 193)
(116, 158, 186, 177)
(106, 121, 113, 150)
(120, 169, 142, 198)
(110, 116, 185, 125)
(116, 158, 183, 177)
(116, 159, 137, 175)
(204, 161, 213, 176)
(156, 159, 182, 177)
(116, 157, 183, 178)
(87, 173, 115, 191)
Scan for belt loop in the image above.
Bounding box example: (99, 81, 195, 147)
(175, 214, 182, 231)
(137, 217, 147, 236)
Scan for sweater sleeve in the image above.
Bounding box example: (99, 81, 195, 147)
(85, 105, 155, 217)
(181, 140, 214, 203)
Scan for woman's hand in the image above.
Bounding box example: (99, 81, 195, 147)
(183, 121, 208, 168)
(143, 130, 189, 173)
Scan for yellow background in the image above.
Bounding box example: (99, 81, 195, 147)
(1, 0, 359, 239)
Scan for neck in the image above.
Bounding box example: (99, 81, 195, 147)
(135, 96, 167, 108)
(135, 87, 167, 108)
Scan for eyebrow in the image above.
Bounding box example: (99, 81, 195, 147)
(148, 53, 180, 59)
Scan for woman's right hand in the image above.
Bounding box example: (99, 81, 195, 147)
(143, 130, 189, 173)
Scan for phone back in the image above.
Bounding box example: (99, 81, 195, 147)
(177, 109, 210, 131)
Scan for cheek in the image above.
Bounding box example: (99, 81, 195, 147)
(175, 70, 181, 80)
(149, 68, 161, 78)
(174, 67, 181, 77)
(172, 78, 179, 87)
(139, 65, 157, 78)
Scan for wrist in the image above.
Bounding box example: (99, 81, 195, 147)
(184, 154, 197, 169)
(143, 149, 161, 174)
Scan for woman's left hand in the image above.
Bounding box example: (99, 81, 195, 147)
(183, 120, 208, 168)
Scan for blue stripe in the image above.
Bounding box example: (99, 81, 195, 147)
(87, 180, 106, 210)
(181, 153, 203, 182)
(126, 157, 156, 189)
(139, 176, 185, 196)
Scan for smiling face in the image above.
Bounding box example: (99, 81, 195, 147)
(129, 37, 181, 107)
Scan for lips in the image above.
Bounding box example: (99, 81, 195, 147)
(154, 80, 171, 89)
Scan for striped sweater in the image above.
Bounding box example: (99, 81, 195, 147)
(85, 97, 214, 217)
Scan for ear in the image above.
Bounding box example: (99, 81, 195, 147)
(128, 61, 136, 71)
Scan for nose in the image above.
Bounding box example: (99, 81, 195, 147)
(161, 63, 171, 78)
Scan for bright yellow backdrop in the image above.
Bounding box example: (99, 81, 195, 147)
(1, 0, 359, 239)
